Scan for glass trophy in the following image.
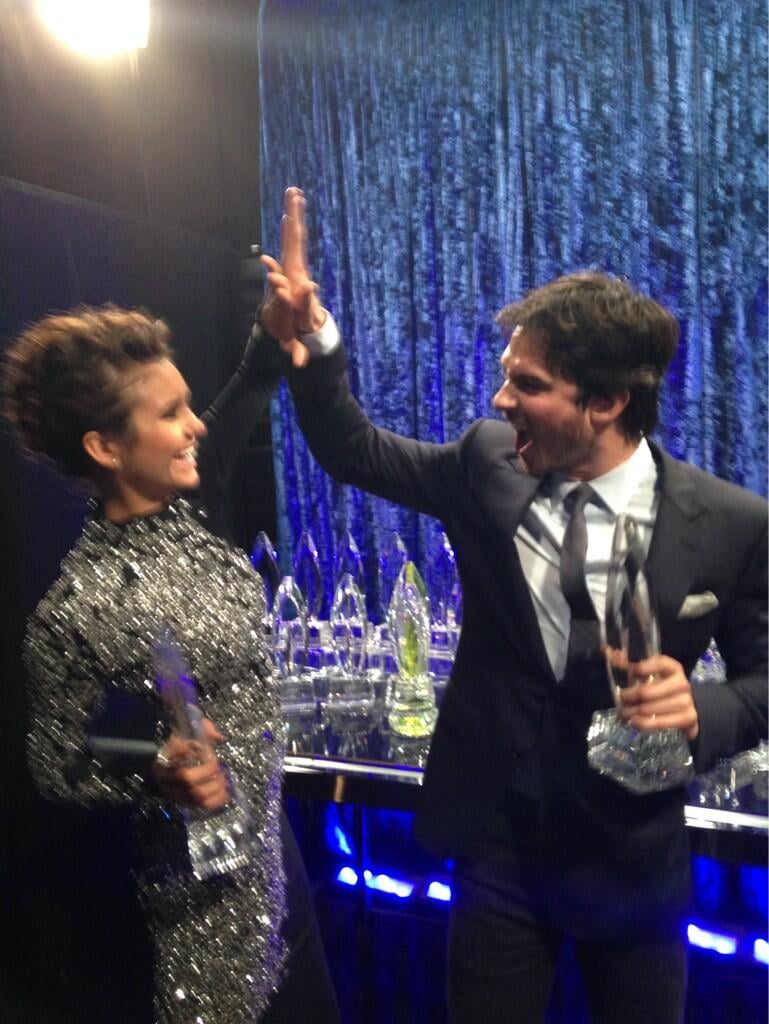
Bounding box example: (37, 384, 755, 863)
(689, 638, 726, 686)
(293, 529, 324, 639)
(377, 531, 408, 627)
(250, 531, 281, 614)
(691, 741, 769, 811)
(325, 572, 373, 708)
(430, 531, 459, 651)
(587, 515, 694, 794)
(447, 577, 463, 656)
(333, 530, 365, 594)
(153, 625, 257, 880)
(388, 561, 438, 738)
(272, 576, 314, 708)
(688, 641, 767, 810)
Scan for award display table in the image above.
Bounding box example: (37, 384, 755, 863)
(282, 688, 768, 863)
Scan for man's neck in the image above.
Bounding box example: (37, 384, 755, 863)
(569, 435, 642, 482)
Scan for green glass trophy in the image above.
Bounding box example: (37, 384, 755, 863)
(388, 562, 438, 738)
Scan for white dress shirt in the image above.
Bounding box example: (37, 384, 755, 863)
(516, 441, 659, 680)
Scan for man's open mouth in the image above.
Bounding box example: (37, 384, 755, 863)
(514, 426, 533, 457)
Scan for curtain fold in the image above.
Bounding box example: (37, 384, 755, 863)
(258, 0, 767, 611)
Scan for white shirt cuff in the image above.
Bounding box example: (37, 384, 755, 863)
(298, 310, 340, 356)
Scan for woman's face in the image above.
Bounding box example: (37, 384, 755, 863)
(107, 358, 207, 518)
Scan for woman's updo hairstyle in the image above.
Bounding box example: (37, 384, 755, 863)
(3, 305, 172, 481)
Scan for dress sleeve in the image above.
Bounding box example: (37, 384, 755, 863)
(198, 323, 285, 490)
(192, 322, 285, 542)
(24, 598, 162, 806)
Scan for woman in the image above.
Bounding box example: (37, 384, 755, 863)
(3, 306, 338, 1023)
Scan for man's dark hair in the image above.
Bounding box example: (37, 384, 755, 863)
(496, 271, 679, 439)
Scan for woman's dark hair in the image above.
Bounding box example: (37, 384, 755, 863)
(496, 271, 679, 439)
(3, 305, 172, 480)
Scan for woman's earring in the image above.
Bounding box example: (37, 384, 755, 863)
(112, 456, 121, 469)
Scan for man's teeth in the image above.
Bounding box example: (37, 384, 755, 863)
(514, 428, 532, 454)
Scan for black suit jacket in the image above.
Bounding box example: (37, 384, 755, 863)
(288, 345, 768, 881)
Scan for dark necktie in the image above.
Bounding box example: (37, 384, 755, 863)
(560, 483, 600, 667)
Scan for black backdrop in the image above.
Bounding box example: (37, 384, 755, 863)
(0, 5, 274, 1015)
(0, 176, 261, 1021)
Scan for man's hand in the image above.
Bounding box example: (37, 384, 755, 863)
(613, 653, 700, 741)
(151, 717, 230, 811)
(259, 186, 325, 368)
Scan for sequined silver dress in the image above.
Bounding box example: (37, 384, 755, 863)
(24, 498, 287, 1023)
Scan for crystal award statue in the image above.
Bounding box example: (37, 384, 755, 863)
(388, 561, 437, 738)
(293, 529, 324, 637)
(153, 625, 257, 880)
(378, 531, 408, 627)
(272, 575, 314, 707)
(325, 572, 373, 708)
(333, 530, 365, 593)
(250, 531, 280, 614)
(587, 515, 694, 794)
(430, 531, 459, 651)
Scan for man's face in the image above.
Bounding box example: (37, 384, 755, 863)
(492, 327, 599, 479)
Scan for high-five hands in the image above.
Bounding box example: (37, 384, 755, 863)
(260, 186, 326, 368)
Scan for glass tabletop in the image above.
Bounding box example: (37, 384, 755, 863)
(280, 674, 768, 836)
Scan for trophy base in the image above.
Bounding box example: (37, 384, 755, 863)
(323, 671, 375, 711)
(388, 708, 437, 738)
(185, 782, 256, 881)
(389, 695, 437, 737)
(280, 673, 316, 710)
(587, 709, 694, 795)
(389, 734, 432, 767)
(389, 675, 437, 738)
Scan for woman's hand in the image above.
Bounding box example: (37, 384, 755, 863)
(151, 717, 230, 811)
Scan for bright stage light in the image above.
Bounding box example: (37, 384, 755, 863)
(336, 866, 359, 887)
(426, 880, 452, 903)
(363, 870, 414, 899)
(37, 0, 150, 59)
(687, 923, 738, 956)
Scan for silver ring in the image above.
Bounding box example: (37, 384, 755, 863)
(154, 749, 173, 769)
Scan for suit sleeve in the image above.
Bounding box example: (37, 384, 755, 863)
(287, 342, 464, 517)
(691, 507, 768, 773)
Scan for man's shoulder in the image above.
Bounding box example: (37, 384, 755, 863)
(451, 417, 529, 491)
(657, 444, 767, 518)
(458, 417, 518, 457)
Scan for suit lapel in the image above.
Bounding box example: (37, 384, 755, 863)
(646, 444, 706, 635)
(477, 443, 704, 684)
(482, 457, 557, 682)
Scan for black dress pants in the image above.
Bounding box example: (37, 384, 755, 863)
(447, 832, 687, 1024)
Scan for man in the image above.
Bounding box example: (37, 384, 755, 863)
(260, 187, 767, 1023)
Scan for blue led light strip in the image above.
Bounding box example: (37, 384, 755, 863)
(335, 867, 768, 963)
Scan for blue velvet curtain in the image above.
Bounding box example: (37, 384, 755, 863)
(257, 0, 767, 613)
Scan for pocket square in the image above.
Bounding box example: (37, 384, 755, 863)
(677, 591, 719, 619)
